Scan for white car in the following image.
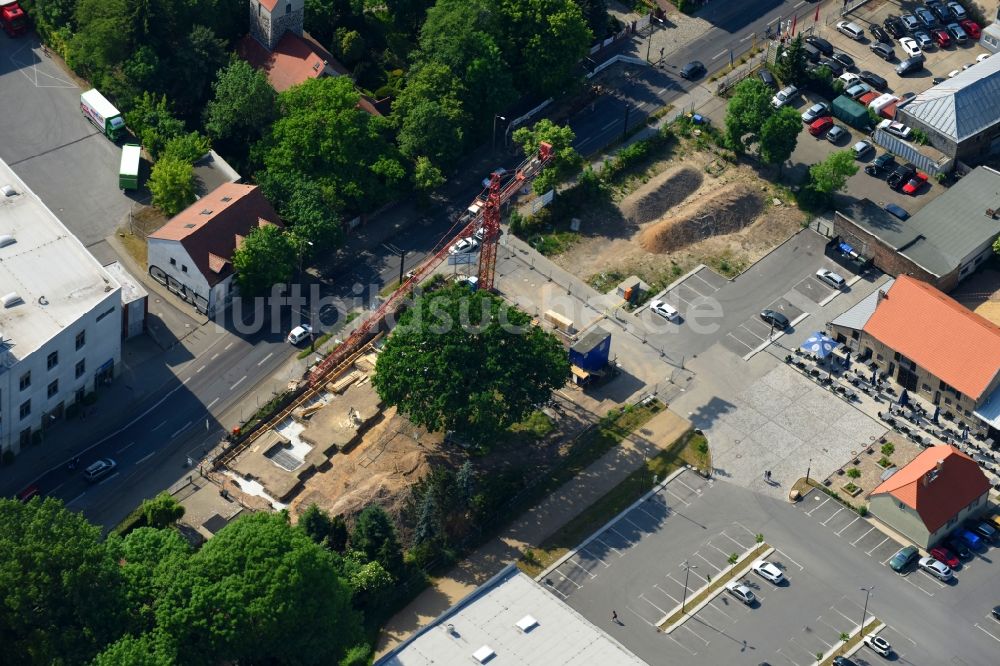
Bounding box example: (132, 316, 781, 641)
(287, 324, 313, 345)
(816, 268, 846, 289)
(448, 237, 480, 255)
(878, 119, 913, 140)
(751, 560, 784, 585)
(918, 556, 953, 581)
(863, 634, 892, 657)
(771, 85, 798, 108)
(838, 72, 861, 87)
(948, 69, 962, 78)
(978, 53, 992, 63)
(725, 582, 756, 605)
(899, 37, 922, 58)
(649, 300, 680, 322)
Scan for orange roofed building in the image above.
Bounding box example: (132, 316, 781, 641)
(147, 183, 281, 316)
(238, 0, 349, 92)
(830, 275, 1000, 441)
(868, 445, 990, 547)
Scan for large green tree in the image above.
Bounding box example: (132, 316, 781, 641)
(124, 92, 186, 159)
(809, 150, 858, 193)
(148, 156, 196, 216)
(283, 178, 345, 262)
(759, 105, 802, 169)
(0, 498, 126, 665)
(168, 25, 229, 120)
(350, 504, 404, 577)
(108, 527, 190, 633)
(724, 77, 774, 154)
(373, 284, 571, 443)
(496, 0, 591, 96)
(776, 35, 810, 86)
(254, 77, 406, 216)
(155, 512, 364, 665)
(512, 119, 582, 193)
(204, 60, 278, 149)
(232, 223, 297, 296)
(393, 62, 471, 167)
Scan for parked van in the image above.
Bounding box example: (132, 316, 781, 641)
(837, 21, 866, 41)
(119, 144, 141, 190)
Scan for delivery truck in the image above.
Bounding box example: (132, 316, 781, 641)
(80, 89, 125, 141)
(119, 144, 141, 190)
(0, 1, 27, 37)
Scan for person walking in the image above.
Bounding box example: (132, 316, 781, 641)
(611, 610, 619, 624)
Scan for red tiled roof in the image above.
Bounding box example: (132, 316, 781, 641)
(864, 276, 1000, 399)
(238, 32, 347, 93)
(870, 445, 990, 533)
(148, 184, 281, 287)
(259, 0, 279, 12)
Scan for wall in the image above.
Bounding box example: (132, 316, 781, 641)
(832, 213, 944, 287)
(928, 490, 990, 545)
(148, 238, 212, 314)
(250, 0, 304, 50)
(870, 494, 932, 547)
(0, 290, 122, 455)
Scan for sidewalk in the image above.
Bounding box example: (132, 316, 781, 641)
(374, 407, 691, 656)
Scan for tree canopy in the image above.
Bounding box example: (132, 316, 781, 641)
(204, 59, 278, 159)
(724, 77, 774, 154)
(148, 156, 196, 216)
(759, 105, 801, 168)
(809, 150, 858, 193)
(776, 35, 810, 86)
(513, 119, 582, 193)
(232, 223, 297, 296)
(372, 284, 570, 443)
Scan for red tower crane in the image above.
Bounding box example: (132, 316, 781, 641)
(307, 141, 554, 386)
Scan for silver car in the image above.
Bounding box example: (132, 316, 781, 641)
(816, 269, 846, 289)
(726, 581, 756, 605)
(918, 556, 953, 581)
(801, 102, 829, 123)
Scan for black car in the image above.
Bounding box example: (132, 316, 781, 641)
(888, 163, 917, 190)
(929, 0, 953, 22)
(805, 34, 833, 56)
(817, 58, 844, 76)
(865, 152, 896, 177)
(802, 43, 822, 63)
(831, 51, 855, 69)
(680, 60, 705, 80)
(945, 536, 973, 560)
(760, 310, 790, 330)
(870, 24, 891, 43)
(832, 657, 858, 666)
(870, 42, 895, 61)
(858, 70, 888, 91)
(896, 55, 925, 76)
(965, 519, 999, 543)
(992, 605, 1000, 621)
(884, 14, 906, 38)
(758, 68, 777, 89)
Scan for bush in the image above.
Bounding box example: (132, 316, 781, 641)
(857, 505, 868, 517)
(846, 467, 861, 479)
(910, 128, 929, 146)
(881, 442, 895, 456)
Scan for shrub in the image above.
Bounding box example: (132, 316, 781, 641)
(846, 467, 861, 479)
(881, 442, 895, 456)
(910, 128, 929, 145)
(857, 505, 868, 517)
(878, 456, 893, 468)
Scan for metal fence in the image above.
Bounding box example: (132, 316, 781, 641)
(872, 129, 952, 176)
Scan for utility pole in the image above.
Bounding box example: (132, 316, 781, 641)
(383, 243, 408, 286)
(492, 114, 506, 155)
(681, 561, 698, 614)
(621, 104, 631, 142)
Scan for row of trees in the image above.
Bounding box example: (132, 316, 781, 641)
(0, 495, 411, 665)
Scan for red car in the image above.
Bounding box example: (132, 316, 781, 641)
(960, 19, 981, 39)
(809, 116, 834, 137)
(929, 546, 960, 569)
(902, 171, 929, 195)
(16, 484, 40, 502)
(934, 29, 952, 47)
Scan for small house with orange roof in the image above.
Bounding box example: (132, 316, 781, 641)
(868, 445, 990, 546)
(147, 184, 281, 316)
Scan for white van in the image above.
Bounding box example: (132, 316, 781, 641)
(836, 21, 865, 41)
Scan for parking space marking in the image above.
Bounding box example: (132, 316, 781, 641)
(678, 621, 711, 646)
(633, 501, 667, 523)
(621, 513, 651, 535)
(667, 634, 698, 656)
(851, 526, 875, 545)
(664, 487, 692, 506)
(974, 623, 1000, 643)
(916, 569, 947, 588)
(899, 572, 935, 597)
(771, 547, 804, 571)
(821, 507, 845, 526)
(830, 607, 857, 627)
(653, 583, 680, 605)
(720, 531, 752, 550)
(699, 600, 737, 623)
(565, 556, 598, 578)
(592, 535, 624, 557)
(638, 592, 668, 617)
(804, 496, 831, 516)
(775, 646, 807, 666)
(835, 516, 860, 535)
(624, 604, 657, 628)
(868, 536, 892, 557)
(695, 551, 723, 572)
(577, 547, 611, 568)
(708, 543, 734, 559)
(674, 478, 703, 495)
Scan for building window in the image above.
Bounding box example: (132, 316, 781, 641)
(922, 384, 931, 392)
(286, 2, 291, 13)
(76, 330, 86, 350)
(20, 400, 30, 420)
(76, 360, 86, 379)
(47, 351, 58, 370)
(19, 372, 30, 391)
(75, 388, 85, 404)
(96, 306, 115, 322)
(945, 397, 952, 405)
(181, 265, 188, 273)
(893, 351, 900, 361)
(170, 258, 176, 266)
(851, 330, 859, 340)
(47, 380, 58, 398)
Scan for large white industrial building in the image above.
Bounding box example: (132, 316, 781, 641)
(0, 158, 121, 456)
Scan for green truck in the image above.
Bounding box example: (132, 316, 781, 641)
(80, 89, 125, 140)
(119, 144, 141, 190)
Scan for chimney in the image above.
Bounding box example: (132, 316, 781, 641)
(877, 289, 888, 303)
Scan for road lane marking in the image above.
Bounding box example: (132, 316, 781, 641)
(230, 375, 247, 390)
(196, 365, 206, 373)
(171, 421, 193, 438)
(851, 526, 875, 545)
(50, 482, 65, 494)
(836, 516, 860, 535)
(601, 119, 618, 130)
(135, 452, 155, 465)
(183, 377, 191, 384)
(117, 441, 135, 453)
(257, 352, 274, 366)
(211, 353, 219, 361)
(768, 17, 779, 26)
(741, 33, 754, 42)
(224, 342, 234, 351)
(711, 50, 727, 60)
(658, 87, 667, 94)
(794, 1, 805, 7)
(152, 420, 167, 431)
(67, 492, 85, 505)
(207, 397, 219, 409)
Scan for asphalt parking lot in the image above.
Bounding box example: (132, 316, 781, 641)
(541, 468, 1000, 665)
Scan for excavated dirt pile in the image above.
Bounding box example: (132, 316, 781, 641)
(638, 183, 765, 254)
(619, 166, 704, 226)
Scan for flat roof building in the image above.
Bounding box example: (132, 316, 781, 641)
(376, 565, 646, 666)
(0, 158, 122, 455)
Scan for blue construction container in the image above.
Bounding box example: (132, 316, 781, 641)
(569, 328, 611, 373)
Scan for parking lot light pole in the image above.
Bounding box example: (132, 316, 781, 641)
(681, 561, 698, 613)
(859, 585, 874, 635)
(806, 458, 812, 484)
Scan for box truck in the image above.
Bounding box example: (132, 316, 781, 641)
(0, 1, 26, 37)
(80, 89, 125, 141)
(119, 144, 141, 190)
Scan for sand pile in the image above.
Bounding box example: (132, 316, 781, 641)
(638, 184, 764, 254)
(619, 166, 703, 225)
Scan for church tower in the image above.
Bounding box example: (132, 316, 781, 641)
(249, 0, 305, 51)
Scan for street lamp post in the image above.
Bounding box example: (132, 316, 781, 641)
(681, 561, 698, 613)
(859, 585, 874, 635)
(806, 458, 812, 484)
(492, 114, 506, 154)
(646, 16, 665, 63)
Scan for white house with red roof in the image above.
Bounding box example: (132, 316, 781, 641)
(147, 184, 281, 316)
(868, 445, 991, 547)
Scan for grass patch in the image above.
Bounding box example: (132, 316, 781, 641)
(588, 269, 629, 294)
(296, 332, 334, 360)
(509, 410, 556, 440)
(819, 620, 883, 665)
(527, 230, 579, 256)
(379, 280, 400, 297)
(658, 541, 769, 629)
(519, 430, 708, 577)
(116, 229, 148, 266)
